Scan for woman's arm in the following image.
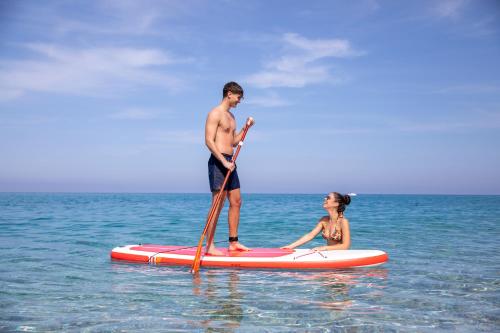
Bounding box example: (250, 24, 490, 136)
(282, 221, 324, 249)
(313, 218, 351, 251)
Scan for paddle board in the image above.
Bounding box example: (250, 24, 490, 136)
(110, 244, 388, 269)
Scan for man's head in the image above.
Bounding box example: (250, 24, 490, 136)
(223, 81, 244, 107)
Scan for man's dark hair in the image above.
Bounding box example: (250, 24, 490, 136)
(223, 81, 244, 98)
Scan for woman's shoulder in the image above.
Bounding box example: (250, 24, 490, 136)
(318, 216, 329, 224)
(340, 216, 350, 226)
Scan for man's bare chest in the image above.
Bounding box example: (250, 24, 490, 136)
(218, 114, 236, 134)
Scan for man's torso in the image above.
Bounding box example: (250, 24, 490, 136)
(214, 108, 236, 155)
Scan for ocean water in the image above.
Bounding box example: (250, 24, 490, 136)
(0, 193, 499, 332)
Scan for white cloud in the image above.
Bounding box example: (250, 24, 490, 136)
(0, 44, 192, 99)
(282, 33, 357, 60)
(246, 33, 361, 88)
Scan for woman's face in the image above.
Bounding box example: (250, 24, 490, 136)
(323, 193, 339, 210)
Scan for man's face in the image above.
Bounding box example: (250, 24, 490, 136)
(227, 92, 243, 107)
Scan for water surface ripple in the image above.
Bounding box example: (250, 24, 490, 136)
(0, 193, 499, 332)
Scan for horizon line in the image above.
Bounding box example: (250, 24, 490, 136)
(1, 191, 499, 196)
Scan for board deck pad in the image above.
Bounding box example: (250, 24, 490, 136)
(130, 245, 294, 257)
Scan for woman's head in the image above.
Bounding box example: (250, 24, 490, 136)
(323, 192, 351, 214)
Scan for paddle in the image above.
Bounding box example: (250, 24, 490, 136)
(191, 122, 252, 274)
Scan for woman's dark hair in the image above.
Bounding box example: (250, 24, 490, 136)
(333, 192, 351, 214)
(223, 81, 244, 98)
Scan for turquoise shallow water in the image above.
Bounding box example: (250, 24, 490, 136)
(0, 193, 499, 332)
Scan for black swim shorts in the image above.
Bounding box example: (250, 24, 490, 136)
(208, 153, 240, 192)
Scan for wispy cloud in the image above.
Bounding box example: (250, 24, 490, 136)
(428, 0, 497, 37)
(388, 109, 500, 133)
(15, 0, 196, 37)
(395, 119, 500, 132)
(263, 109, 500, 138)
(246, 33, 362, 88)
(109, 107, 170, 120)
(0, 89, 23, 102)
(0, 43, 192, 99)
(432, 0, 468, 19)
(246, 91, 292, 108)
(436, 84, 500, 94)
(147, 129, 203, 145)
(465, 15, 498, 37)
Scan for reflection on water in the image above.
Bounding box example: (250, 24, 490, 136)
(272, 269, 387, 311)
(194, 271, 243, 332)
(109, 262, 388, 331)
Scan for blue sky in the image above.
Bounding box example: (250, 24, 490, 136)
(0, 0, 499, 194)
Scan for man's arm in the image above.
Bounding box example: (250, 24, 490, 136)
(232, 117, 254, 146)
(205, 110, 234, 170)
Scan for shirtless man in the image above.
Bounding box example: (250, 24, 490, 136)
(204, 82, 254, 255)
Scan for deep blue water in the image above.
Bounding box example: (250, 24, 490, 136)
(0, 193, 499, 332)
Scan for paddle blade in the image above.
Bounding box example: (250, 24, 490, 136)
(190, 236, 205, 274)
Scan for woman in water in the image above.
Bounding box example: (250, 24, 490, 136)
(282, 193, 351, 251)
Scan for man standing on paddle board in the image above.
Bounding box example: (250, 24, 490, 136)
(204, 81, 254, 256)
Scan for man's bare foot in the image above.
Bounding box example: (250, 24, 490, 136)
(206, 246, 224, 256)
(228, 242, 251, 252)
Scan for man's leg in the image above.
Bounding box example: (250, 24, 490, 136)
(227, 188, 250, 251)
(205, 190, 226, 256)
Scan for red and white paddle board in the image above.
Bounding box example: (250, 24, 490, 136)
(110, 244, 388, 269)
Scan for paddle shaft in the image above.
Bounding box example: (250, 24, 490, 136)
(191, 124, 251, 274)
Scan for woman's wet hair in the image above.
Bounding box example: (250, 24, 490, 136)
(332, 192, 351, 214)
